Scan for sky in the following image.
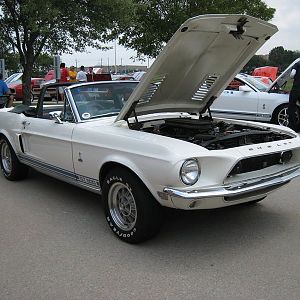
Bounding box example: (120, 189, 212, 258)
(61, 0, 300, 68)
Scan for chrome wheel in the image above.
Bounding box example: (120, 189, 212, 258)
(277, 107, 289, 126)
(108, 182, 137, 231)
(1, 141, 12, 175)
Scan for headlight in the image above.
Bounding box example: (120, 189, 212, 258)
(180, 159, 200, 185)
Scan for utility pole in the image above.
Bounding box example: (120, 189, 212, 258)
(114, 39, 117, 74)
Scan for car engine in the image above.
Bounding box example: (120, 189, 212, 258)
(137, 117, 292, 150)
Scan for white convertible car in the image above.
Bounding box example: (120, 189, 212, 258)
(1, 15, 300, 243)
(211, 58, 300, 127)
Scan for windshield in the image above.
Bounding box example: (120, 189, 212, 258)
(242, 75, 269, 92)
(5, 73, 22, 84)
(69, 82, 138, 120)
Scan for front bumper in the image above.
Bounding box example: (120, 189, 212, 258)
(163, 165, 300, 209)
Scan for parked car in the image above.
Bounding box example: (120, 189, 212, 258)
(1, 15, 300, 244)
(211, 58, 300, 128)
(252, 75, 273, 86)
(252, 66, 278, 81)
(5, 73, 44, 101)
(111, 74, 135, 81)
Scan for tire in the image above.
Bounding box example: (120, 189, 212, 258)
(271, 104, 300, 127)
(102, 168, 163, 244)
(271, 104, 289, 126)
(0, 137, 29, 181)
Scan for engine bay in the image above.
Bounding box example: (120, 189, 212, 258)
(134, 117, 292, 150)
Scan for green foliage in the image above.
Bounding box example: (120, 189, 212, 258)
(117, 0, 276, 58)
(0, 0, 134, 104)
(242, 55, 268, 73)
(242, 47, 300, 74)
(269, 46, 300, 71)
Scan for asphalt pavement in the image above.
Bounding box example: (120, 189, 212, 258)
(1, 169, 300, 300)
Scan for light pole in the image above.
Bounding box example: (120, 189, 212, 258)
(114, 39, 117, 74)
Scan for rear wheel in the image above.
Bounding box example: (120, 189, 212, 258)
(0, 137, 28, 180)
(102, 168, 163, 243)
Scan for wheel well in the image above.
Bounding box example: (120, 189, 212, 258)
(99, 162, 140, 188)
(271, 103, 288, 122)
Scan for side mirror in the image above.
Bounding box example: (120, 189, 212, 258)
(49, 111, 63, 124)
(239, 85, 253, 92)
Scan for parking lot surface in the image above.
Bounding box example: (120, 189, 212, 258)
(1, 170, 300, 299)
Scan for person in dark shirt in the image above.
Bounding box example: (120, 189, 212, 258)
(288, 62, 300, 131)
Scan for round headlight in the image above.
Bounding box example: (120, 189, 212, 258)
(180, 159, 200, 185)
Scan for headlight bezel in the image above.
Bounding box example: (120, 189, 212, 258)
(180, 158, 200, 186)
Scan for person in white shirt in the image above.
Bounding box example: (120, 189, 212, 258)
(76, 66, 87, 82)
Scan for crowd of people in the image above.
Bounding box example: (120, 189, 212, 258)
(59, 63, 96, 84)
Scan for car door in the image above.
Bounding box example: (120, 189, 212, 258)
(210, 78, 259, 121)
(20, 93, 76, 178)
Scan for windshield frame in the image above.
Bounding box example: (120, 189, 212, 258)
(67, 81, 139, 122)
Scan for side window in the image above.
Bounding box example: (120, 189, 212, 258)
(226, 79, 245, 91)
(37, 85, 72, 121)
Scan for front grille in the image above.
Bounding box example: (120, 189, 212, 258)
(228, 151, 293, 176)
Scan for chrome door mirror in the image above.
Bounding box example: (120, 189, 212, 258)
(49, 111, 63, 124)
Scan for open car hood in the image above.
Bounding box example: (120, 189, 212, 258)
(267, 57, 300, 92)
(116, 14, 277, 122)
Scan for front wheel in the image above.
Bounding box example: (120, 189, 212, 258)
(271, 104, 300, 127)
(102, 168, 163, 243)
(0, 137, 28, 180)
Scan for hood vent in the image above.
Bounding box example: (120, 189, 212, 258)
(191, 75, 220, 101)
(139, 74, 167, 104)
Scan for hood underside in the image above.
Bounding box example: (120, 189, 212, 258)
(116, 14, 278, 122)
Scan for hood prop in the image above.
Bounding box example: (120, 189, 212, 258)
(124, 100, 141, 129)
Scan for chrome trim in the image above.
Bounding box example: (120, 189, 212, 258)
(164, 165, 300, 199)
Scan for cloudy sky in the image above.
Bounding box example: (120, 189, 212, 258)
(62, 0, 299, 67)
(258, 0, 300, 54)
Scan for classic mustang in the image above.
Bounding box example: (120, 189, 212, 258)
(1, 15, 300, 243)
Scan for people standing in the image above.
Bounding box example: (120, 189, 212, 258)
(68, 66, 77, 82)
(0, 73, 13, 108)
(87, 66, 95, 81)
(59, 62, 69, 83)
(76, 66, 87, 82)
(288, 61, 300, 131)
(59, 62, 69, 101)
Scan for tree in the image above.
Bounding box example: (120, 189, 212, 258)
(0, 0, 134, 104)
(242, 55, 268, 74)
(116, 0, 275, 59)
(269, 46, 299, 71)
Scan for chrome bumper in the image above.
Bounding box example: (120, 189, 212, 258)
(164, 165, 300, 200)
